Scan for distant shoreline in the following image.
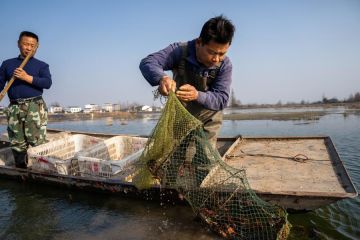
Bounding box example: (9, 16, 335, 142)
(0, 102, 359, 124)
(227, 101, 360, 110)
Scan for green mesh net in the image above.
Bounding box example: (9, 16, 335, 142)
(133, 92, 291, 239)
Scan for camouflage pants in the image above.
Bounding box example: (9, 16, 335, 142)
(5, 98, 48, 153)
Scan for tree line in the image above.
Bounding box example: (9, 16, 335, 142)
(229, 89, 360, 107)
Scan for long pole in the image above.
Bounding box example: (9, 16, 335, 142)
(0, 46, 37, 102)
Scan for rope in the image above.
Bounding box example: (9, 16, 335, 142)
(225, 151, 329, 163)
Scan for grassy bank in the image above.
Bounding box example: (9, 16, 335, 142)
(223, 111, 327, 121)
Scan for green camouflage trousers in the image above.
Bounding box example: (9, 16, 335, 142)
(5, 98, 48, 153)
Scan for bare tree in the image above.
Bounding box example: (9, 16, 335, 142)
(354, 92, 360, 102)
(230, 89, 241, 107)
(50, 101, 61, 107)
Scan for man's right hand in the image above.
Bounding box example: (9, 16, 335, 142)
(158, 76, 176, 96)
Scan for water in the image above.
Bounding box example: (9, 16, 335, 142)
(0, 111, 359, 239)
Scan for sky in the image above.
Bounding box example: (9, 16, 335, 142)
(0, 0, 359, 107)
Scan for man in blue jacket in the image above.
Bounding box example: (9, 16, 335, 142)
(0, 31, 52, 168)
(140, 15, 235, 148)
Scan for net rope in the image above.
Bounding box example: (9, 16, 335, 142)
(133, 92, 291, 239)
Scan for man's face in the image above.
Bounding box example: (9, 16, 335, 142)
(18, 36, 38, 57)
(195, 39, 230, 68)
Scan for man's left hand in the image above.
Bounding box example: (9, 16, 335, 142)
(14, 68, 33, 83)
(176, 84, 198, 102)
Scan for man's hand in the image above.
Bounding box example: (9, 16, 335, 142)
(158, 76, 176, 96)
(176, 84, 198, 102)
(14, 68, 33, 83)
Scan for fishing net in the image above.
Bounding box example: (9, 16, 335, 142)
(133, 92, 290, 239)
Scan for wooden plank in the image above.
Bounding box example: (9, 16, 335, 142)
(203, 137, 357, 198)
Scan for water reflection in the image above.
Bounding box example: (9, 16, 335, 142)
(0, 180, 218, 240)
(0, 182, 57, 239)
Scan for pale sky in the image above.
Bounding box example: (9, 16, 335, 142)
(0, 0, 359, 107)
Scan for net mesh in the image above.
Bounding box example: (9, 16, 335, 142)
(133, 92, 291, 239)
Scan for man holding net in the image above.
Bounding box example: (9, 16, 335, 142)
(138, 17, 290, 238)
(140, 15, 235, 149)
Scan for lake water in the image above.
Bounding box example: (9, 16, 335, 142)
(0, 111, 359, 239)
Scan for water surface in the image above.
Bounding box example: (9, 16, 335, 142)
(0, 111, 359, 239)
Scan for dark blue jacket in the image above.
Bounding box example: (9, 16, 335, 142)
(0, 56, 52, 100)
(139, 39, 232, 111)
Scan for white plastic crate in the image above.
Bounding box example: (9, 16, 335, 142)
(77, 136, 147, 178)
(0, 147, 15, 166)
(27, 134, 104, 175)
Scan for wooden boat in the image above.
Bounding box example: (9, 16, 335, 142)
(0, 129, 357, 211)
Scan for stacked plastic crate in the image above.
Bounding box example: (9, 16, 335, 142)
(27, 134, 104, 175)
(77, 136, 147, 178)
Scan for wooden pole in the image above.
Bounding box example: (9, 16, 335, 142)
(0, 46, 37, 102)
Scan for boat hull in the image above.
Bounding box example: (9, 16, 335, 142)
(0, 129, 357, 211)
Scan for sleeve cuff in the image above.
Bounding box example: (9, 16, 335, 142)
(32, 77, 39, 87)
(196, 91, 206, 105)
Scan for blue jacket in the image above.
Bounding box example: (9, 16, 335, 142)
(139, 39, 232, 111)
(0, 56, 52, 100)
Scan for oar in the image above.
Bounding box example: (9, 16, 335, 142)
(0, 46, 38, 102)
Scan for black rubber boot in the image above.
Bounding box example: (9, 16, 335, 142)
(12, 150, 28, 169)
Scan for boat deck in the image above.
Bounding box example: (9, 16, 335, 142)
(202, 137, 356, 198)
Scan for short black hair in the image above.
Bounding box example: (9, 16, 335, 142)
(19, 31, 39, 42)
(199, 15, 235, 45)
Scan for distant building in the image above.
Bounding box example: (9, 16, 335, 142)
(113, 104, 121, 112)
(141, 105, 152, 112)
(49, 106, 63, 113)
(68, 106, 82, 113)
(134, 105, 154, 112)
(84, 104, 101, 113)
(102, 103, 114, 112)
